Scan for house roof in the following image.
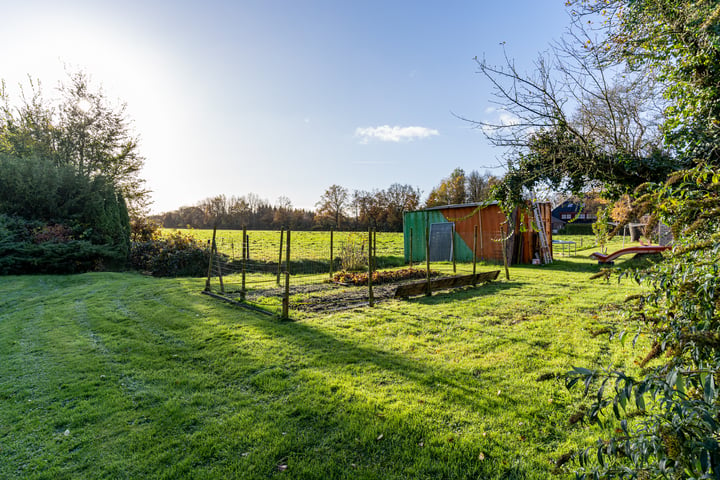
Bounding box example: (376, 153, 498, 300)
(552, 200, 584, 215)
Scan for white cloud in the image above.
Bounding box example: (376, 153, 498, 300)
(354, 125, 439, 143)
(498, 112, 520, 126)
(480, 110, 521, 135)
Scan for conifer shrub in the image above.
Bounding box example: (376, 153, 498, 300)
(0, 155, 131, 274)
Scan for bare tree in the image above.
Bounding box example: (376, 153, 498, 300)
(316, 184, 349, 229)
(460, 18, 675, 202)
(466, 170, 500, 203)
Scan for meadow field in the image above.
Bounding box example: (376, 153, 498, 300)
(164, 227, 632, 262)
(0, 233, 656, 479)
(164, 228, 405, 263)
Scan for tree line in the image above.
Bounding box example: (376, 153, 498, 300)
(153, 194, 317, 231)
(154, 170, 500, 232)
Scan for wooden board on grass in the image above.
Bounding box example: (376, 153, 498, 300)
(394, 270, 500, 298)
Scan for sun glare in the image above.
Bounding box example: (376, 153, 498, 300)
(77, 98, 92, 113)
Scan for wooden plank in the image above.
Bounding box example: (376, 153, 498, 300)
(394, 270, 500, 298)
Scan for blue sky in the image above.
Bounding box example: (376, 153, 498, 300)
(1, 1, 571, 213)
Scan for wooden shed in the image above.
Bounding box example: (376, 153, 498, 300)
(402, 201, 553, 265)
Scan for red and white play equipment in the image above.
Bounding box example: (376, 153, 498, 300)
(590, 245, 670, 264)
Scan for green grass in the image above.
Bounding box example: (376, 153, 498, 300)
(170, 227, 646, 263)
(0, 254, 653, 479)
(165, 228, 405, 262)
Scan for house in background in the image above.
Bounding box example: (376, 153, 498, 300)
(551, 200, 598, 224)
(550, 214, 566, 233)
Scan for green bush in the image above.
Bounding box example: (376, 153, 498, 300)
(130, 231, 213, 277)
(558, 223, 594, 235)
(567, 164, 720, 478)
(0, 215, 127, 274)
(0, 155, 131, 273)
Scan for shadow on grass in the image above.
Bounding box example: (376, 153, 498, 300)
(401, 279, 529, 305)
(527, 258, 600, 274)
(229, 309, 515, 418)
(207, 294, 559, 478)
(206, 280, 548, 409)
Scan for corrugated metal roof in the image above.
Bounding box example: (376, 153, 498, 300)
(406, 200, 498, 213)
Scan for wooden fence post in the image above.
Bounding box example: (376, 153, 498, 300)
(409, 227, 413, 267)
(501, 225, 510, 281)
(329, 229, 334, 278)
(282, 229, 291, 320)
(425, 226, 431, 296)
(204, 225, 218, 291)
(473, 225, 478, 286)
(368, 228, 374, 307)
(277, 229, 284, 286)
(241, 226, 247, 300)
(479, 211, 484, 260)
(216, 241, 225, 293)
(452, 225, 457, 274)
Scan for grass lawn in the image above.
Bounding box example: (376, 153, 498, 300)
(0, 252, 653, 479)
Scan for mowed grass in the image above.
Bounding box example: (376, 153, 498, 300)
(0, 252, 653, 479)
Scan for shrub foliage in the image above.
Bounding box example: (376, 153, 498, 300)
(333, 267, 439, 286)
(0, 155, 130, 274)
(130, 230, 212, 277)
(567, 165, 720, 478)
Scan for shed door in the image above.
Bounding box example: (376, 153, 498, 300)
(429, 222, 454, 262)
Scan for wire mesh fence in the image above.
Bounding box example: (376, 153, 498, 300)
(202, 228, 500, 318)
